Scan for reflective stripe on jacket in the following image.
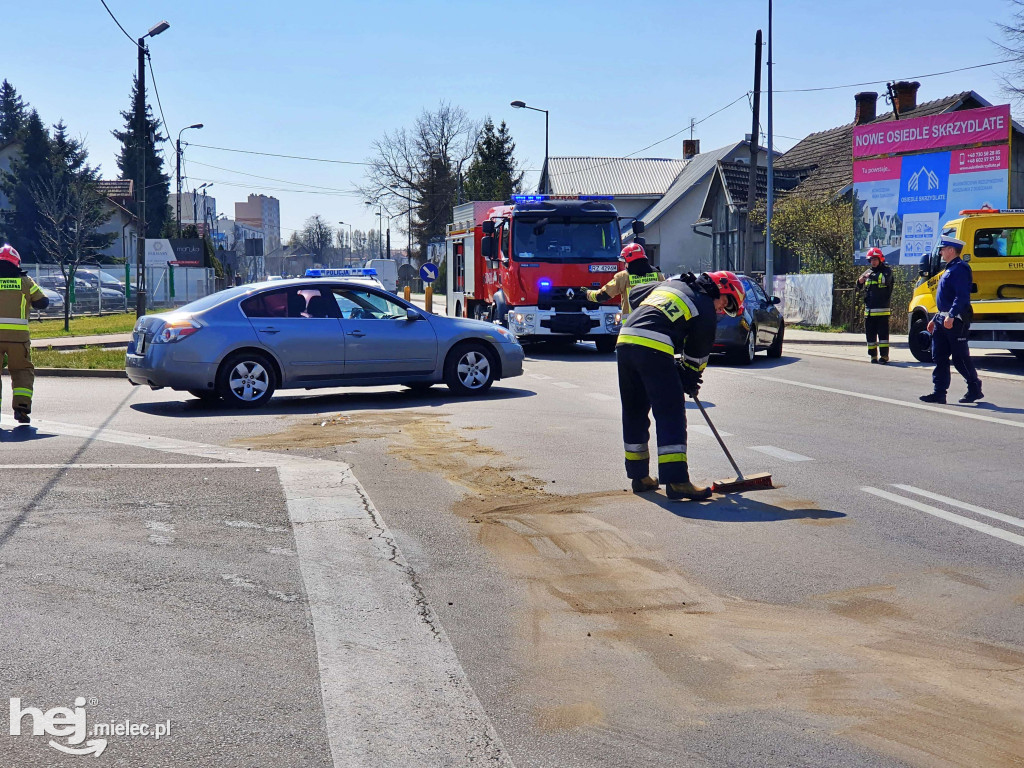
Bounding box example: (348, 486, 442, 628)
(0, 275, 43, 342)
(615, 277, 717, 370)
(586, 269, 664, 316)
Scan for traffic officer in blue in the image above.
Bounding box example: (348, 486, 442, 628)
(615, 270, 745, 500)
(920, 235, 983, 404)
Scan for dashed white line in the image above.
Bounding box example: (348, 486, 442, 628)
(553, 381, 579, 389)
(892, 484, 1024, 530)
(528, 373, 552, 380)
(862, 487, 1024, 549)
(689, 424, 734, 438)
(5, 463, 264, 469)
(748, 445, 814, 462)
(587, 392, 616, 402)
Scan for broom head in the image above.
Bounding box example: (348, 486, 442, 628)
(711, 472, 774, 493)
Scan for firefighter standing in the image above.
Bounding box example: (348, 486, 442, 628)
(0, 244, 49, 425)
(920, 235, 983, 404)
(615, 270, 746, 500)
(581, 243, 664, 316)
(857, 247, 894, 364)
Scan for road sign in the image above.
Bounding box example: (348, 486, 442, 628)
(420, 263, 439, 283)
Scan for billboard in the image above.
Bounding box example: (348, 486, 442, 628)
(145, 238, 204, 266)
(852, 104, 1011, 265)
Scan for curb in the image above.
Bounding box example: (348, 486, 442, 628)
(32, 340, 128, 351)
(34, 368, 125, 379)
(789, 337, 909, 348)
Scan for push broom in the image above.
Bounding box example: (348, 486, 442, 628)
(692, 395, 774, 493)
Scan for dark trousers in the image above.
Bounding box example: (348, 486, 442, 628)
(864, 314, 890, 359)
(931, 320, 980, 395)
(616, 343, 689, 484)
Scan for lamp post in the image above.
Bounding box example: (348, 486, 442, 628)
(338, 221, 353, 266)
(176, 123, 203, 237)
(135, 19, 170, 318)
(511, 100, 549, 194)
(193, 182, 210, 233)
(364, 200, 385, 258)
(375, 211, 392, 261)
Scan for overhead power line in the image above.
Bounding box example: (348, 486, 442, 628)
(189, 143, 373, 167)
(146, 53, 172, 143)
(186, 159, 362, 194)
(776, 57, 1016, 93)
(99, 0, 136, 45)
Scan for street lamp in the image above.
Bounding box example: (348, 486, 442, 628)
(135, 19, 170, 318)
(193, 182, 211, 232)
(364, 200, 386, 258)
(176, 123, 203, 237)
(511, 99, 550, 194)
(338, 221, 353, 266)
(375, 211, 392, 261)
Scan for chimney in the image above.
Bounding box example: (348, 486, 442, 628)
(854, 91, 878, 125)
(683, 139, 700, 159)
(892, 81, 920, 114)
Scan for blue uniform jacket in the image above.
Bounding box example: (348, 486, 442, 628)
(936, 256, 972, 321)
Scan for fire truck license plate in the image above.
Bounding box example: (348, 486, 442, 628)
(589, 265, 618, 272)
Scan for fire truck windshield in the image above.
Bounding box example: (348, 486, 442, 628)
(512, 218, 621, 263)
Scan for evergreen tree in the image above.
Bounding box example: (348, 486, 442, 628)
(0, 80, 27, 145)
(50, 121, 88, 176)
(112, 75, 170, 239)
(0, 110, 52, 259)
(462, 118, 524, 202)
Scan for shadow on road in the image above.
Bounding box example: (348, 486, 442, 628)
(0, 425, 58, 442)
(524, 341, 800, 370)
(650, 492, 846, 523)
(954, 400, 1024, 416)
(129, 384, 536, 419)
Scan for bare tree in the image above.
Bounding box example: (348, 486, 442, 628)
(33, 173, 115, 330)
(997, 2, 1024, 104)
(300, 214, 335, 265)
(361, 103, 479, 263)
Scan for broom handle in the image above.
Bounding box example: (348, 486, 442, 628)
(692, 395, 745, 480)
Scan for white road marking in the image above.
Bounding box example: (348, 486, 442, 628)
(553, 381, 579, 389)
(689, 424, 734, 438)
(587, 392, 616, 402)
(748, 445, 814, 462)
(892, 484, 1024, 530)
(5, 463, 266, 469)
(718, 370, 1024, 430)
(862, 487, 1024, 549)
(528, 373, 552, 380)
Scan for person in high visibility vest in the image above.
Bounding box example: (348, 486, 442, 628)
(857, 247, 894, 364)
(615, 270, 745, 500)
(580, 243, 663, 316)
(0, 244, 49, 425)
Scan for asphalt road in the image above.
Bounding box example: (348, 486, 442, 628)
(2, 340, 1022, 767)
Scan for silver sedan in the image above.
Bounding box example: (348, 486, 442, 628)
(125, 277, 524, 407)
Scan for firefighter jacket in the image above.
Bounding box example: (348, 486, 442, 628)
(936, 256, 973, 322)
(861, 263, 893, 316)
(585, 269, 664, 316)
(0, 265, 47, 342)
(615, 276, 718, 374)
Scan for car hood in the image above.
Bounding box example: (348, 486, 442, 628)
(430, 314, 517, 343)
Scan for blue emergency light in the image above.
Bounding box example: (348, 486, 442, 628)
(305, 268, 378, 277)
(538, 279, 552, 290)
(513, 194, 548, 203)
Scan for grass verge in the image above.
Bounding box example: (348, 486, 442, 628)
(30, 310, 169, 338)
(32, 346, 126, 370)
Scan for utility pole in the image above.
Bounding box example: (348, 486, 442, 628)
(765, 0, 776, 291)
(745, 29, 763, 276)
(176, 124, 203, 237)
(136, 36, 147, 318)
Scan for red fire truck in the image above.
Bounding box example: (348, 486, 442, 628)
(445, 195, 625, 351)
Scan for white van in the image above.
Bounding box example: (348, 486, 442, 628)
(365, 259, 398, 293)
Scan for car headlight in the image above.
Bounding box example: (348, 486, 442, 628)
(152, 320, 202, 344)
(490, 327, 515, 343)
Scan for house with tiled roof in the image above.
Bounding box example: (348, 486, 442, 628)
(95, 178, 137, 263)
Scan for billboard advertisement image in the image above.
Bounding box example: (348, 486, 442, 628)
(852, 105, 1011, 264)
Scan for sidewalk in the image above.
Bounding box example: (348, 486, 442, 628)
(33, 333, 131, 350)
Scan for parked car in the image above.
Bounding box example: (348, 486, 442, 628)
(34, 285, 65, 317)
(712, 274, 784, 364)
(125, 275, 525, 407)
(35, 273, 126, 311)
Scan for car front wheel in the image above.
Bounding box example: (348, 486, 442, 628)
(731, 326, 757, 365)
(444, 343, 496, 395)
(908, 314, 933, 363)
(217, 351, 277, 408)
(766, 323, 784, 358)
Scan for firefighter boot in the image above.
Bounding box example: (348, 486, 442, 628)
(631, 476, 660, 494)
(666, 481, 713, 501)
(13, 408, 30, 424)
(868, 345, 878, 364)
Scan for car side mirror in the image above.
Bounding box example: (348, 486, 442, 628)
(770, 296, 781, 305)
(406, 308, 422, 321)
(481, 220, 495, 236)
(481, 236, 493, 258)
(633, 219, 646, 235)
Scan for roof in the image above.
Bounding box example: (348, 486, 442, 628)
(96, 179, 134, 199)
(542, 156, 688, 197)
(714, 161, 807, 210)
(775, 91, 990, 198)
(632, 142, 747, 229)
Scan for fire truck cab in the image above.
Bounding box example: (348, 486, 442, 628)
(445, 195, 625, 352)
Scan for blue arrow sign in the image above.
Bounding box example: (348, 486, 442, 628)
(420, 262, 439, 283)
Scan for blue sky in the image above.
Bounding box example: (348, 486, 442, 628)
(5, 0, 1020, 240)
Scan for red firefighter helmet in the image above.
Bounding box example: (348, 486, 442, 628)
(620, 243, 647, 263)
(0, 244, 20, 267)
(866, 247, 885, 263)
(707, 270, 745, 317)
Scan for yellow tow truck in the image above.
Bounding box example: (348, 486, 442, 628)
(908, 209, 1024, 363)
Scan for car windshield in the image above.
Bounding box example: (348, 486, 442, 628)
(512, 217, 620, 263)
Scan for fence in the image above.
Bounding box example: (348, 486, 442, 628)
(22, 262, 216, 318)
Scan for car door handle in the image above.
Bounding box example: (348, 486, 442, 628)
(347, 330, 366, 337)
(257, 326, 280, 334)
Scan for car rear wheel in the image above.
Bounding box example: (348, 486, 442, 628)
(216, 351, 276, 408)
(444, 343, 496, 395)
(909, 314, 933, 363)
(731, 326, 757, 365)
(766, 323, 784, 358)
